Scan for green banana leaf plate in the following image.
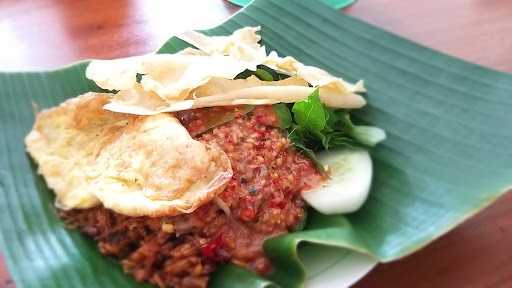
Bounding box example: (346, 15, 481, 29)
(1, 0, 511, 287)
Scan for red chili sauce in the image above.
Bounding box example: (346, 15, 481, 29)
(60, 105, 324, 288)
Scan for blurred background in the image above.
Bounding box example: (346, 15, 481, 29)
(1, 0, 511, 71)
(0, 0, 237, 70)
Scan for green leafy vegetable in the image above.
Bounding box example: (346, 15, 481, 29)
(275, 88, 384, 163)
(254, 69, 274, 81)
(266, 87, 386, 167)
(287, 125, 324, 169)
(235, 65, 290, 81)
(321, 131, 355, 149)
(257, 64, 291, 81)
(272, 103, 292, 129)
(338, 112, 386, 147)
(291, 89, 326, 132)
(324, 107, 338, 132)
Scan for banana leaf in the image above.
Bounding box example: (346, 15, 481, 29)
(227, 0, 356, 9)
(1, 0, 511, 287)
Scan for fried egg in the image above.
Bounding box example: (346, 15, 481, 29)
(25, 93, 232, 217)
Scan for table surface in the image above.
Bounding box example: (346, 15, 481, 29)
(1, 0, 511, 287)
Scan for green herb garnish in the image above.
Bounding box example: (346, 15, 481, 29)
(254, 69, 274, 81)
(272, 103, 292, 129)
(274, 88, 385, 166)
(235, 64, 290, 81)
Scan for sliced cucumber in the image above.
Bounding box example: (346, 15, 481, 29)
(302, 149, 372, 214)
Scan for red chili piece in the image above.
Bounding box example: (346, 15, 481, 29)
(201, 234, 226, 261)
(239, 197, 256, 221)
(269, 197, 287, 209)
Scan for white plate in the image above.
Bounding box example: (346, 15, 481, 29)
(301, 244, 377, 288)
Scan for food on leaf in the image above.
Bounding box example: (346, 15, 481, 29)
(25, 26, 386, 288)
